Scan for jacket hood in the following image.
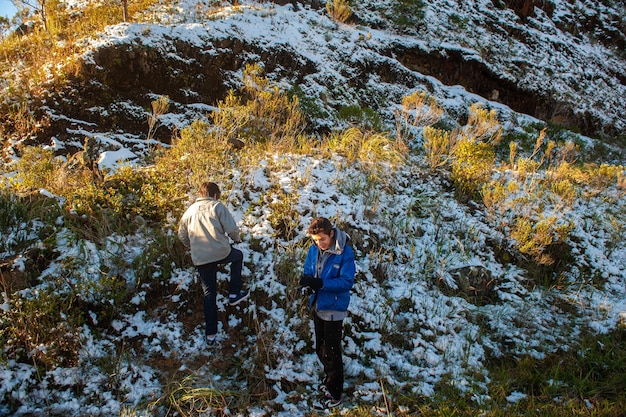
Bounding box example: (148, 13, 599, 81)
(328, 227, 350, 255)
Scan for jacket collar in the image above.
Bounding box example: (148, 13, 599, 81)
(320, 227, 349, 255)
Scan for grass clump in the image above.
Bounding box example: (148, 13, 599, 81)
(0, 287, 85, 369)
(326, 0, 353, 24)
(151, 374, 237, 417)
(0, 189, 60, 257)
(326, 127, 407, 185)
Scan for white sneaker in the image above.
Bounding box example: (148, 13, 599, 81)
(313, 393, 342, 410)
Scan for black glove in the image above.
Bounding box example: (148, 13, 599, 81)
(300, 286, 314, 296)
(299, 275, 323, 291)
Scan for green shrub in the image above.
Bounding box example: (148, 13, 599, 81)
(9, 147, 61, 192)
(338, 104, 383, 131)
(390, 0, 426, 31)
(288, 84, 329, 124)
(0, 288, 85, 369)
(0, 191, 62, 275)
(267, 187, 301, 241)
(451, 139, 496, 198)
(131, 226, 189, 285)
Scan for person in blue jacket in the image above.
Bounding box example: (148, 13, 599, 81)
(300, 217, 356, 410)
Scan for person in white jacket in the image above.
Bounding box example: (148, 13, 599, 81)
(178, 182, 249, 344)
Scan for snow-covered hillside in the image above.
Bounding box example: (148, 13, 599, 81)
(14, 0, 624, 164)
(1, 1, 625, 416)
(2, 146, 625, 415)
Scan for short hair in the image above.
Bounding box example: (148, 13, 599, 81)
(199, 182, 221, 198)
(307, 217, 333, 235)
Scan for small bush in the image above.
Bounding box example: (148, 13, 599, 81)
(270, 197, 302, 242)
(510, 215, 573, 266)
(161, 119, 228, 188)
(146, 95, 170, 151)
(288, 84, 329, 125)
(211, 63, 306, 150)
(326, 127, 407, 176)
(422, 126, 453, 168)
(396, 90, 444, 145)
(68, 165, 184, 226)
(326, 0, 352, 23)
(0, 288, 85, 369)
(463, 103, 502, 145)
(338, 104, 382, 131)
(451, 139, 496, 198)
(421, 103, 500, 197)
(9, 147, 61, 193)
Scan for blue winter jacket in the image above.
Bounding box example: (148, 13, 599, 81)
(303, 228, 355, 312)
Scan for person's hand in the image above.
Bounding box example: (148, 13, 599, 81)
(300, 285, 313, 296)
(299, 275, 323, 291)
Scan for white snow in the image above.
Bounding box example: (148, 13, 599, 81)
(1, 0, 625, 415)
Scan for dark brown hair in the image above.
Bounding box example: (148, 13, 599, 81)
(307, 217, 333, 235)
(199, 182, 221, 198)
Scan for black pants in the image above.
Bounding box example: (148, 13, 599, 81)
(196, 247, 243, 336)
(313, 314, 344, 400)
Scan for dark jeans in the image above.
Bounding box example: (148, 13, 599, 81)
(196, 247, 243, 336)
(313, 313, 344, 400)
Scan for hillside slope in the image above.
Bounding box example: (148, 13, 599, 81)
(2, 0, 625, 161)
(0, 1, 625, 416)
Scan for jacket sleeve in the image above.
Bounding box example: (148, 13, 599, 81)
(178, 214, 190, 248)
(217, 202, 241, 243)
(320, 245, 355, 293)
(303, 245, 317, 277)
